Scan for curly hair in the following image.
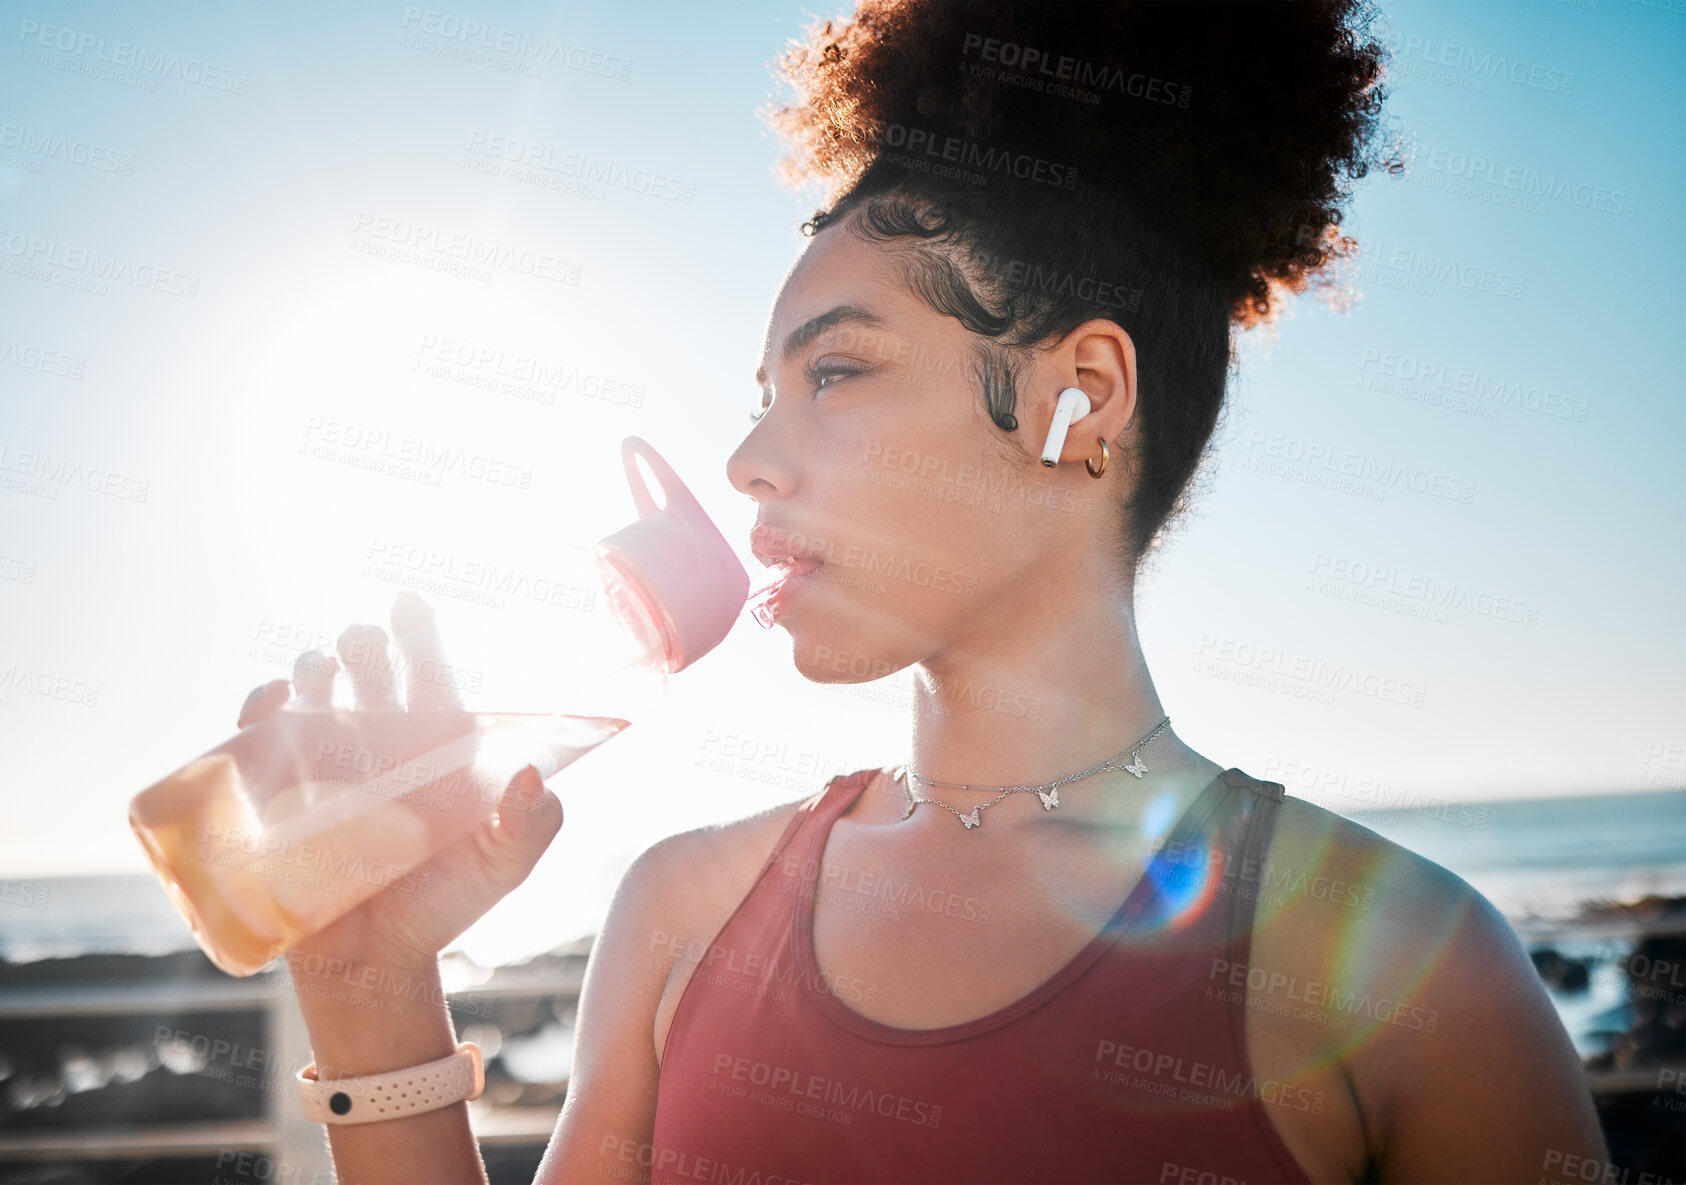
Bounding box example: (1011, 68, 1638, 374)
(764, 0, 1402, 566)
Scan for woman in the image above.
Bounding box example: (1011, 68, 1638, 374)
(240, 1, 1608, 1181)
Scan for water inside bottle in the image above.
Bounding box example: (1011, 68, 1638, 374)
(129, 710, 628, 977)
(130, 435, 752, 976)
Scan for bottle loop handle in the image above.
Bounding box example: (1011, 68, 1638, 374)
(621, 436, 706, 526)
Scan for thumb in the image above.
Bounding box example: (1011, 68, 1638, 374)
(481, 764, 564, 881)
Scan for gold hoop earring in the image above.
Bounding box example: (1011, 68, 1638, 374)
(1085, 437, 1109, 479)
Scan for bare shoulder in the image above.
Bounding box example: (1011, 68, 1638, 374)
(629, 790, 815, 940)
(1261, 792, 1546, 1028)
(631, 787, 829, 1069)
(1253, 793, 1606, 1178)
(578, 785, 818, 988)
(541, 788, 823, 1182)
(1265, 792, 1479, 927)
(575, 784, 820, 1033)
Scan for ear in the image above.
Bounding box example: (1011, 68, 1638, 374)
(1045, 319, 1138, 465)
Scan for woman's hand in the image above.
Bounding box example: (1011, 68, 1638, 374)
(237, 593, 508, 1183)
(237, 592, 565, 982)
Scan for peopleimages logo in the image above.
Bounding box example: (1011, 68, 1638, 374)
(1091, 1039, 1325, 1114)
(960, 32, 1192, 107)
(1309, 551, 1542, 628)
(710, 1053, 944, 1128)
(1357, 240, 1525, 299)
(1380, 30, 1575, 94)
(0, 123, 135, 174)
(465, 131, 695, 203)
(978, 250, 1144, 313)
(364, 539, 597, 611)
(1408, 135, 1638, 218)
(1357, 348, 1589, 422)
(399, 7, 631, 80)
(300, 418, 534, 490)
(1195, 634, 1428, 708)
(1297, 225, 1526, 301)
(1206, 959, 1440, 1033)
(15, 20, 249, 93)
(0, 663, 100, 708)
(1239, 429, 1478, 505)
(0, 444, 150, 502)
(414, 335, 647, 409)
(0, 229, 200, 298)
(0, 338, 85, 380)
(199, 823, 434, 897)
(879, 123, 1079, 189)
(350, 213, 583, 285)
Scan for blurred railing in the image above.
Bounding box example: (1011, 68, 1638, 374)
(1, 920, 1681, 1180)
(0, 964, 578, 1183)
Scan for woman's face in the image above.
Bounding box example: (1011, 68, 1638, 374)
(727, 213, 1122, 685)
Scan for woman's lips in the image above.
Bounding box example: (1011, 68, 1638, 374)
(746, 557, 825, 626)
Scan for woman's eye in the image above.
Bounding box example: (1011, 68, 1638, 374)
(805, 358, 868, 392)
(751, 361, 868, 420)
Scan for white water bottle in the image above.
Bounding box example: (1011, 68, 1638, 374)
(129, 437, 778, 976)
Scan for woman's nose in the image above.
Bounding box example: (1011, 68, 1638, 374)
(726, 418, 800, 501)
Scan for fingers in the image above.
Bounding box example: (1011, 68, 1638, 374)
(479, 765, 564, 889)
(336, 624, 401, 710)
(369, 766, 564, 966)
(327, 596, 463, 713)
(291, 649, 339, 709)
(389, 591, 465, 712)
(238, 680, 292, 729)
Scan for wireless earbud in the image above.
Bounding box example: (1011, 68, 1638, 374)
(1040, 387, 1091, 467)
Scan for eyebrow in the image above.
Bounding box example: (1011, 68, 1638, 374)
(754, 305, 888, 388)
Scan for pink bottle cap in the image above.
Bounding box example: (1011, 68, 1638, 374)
(592, 437, 749, 674)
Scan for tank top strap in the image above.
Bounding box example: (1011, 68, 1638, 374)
(1217, 769, 1289, 954)
(750, 766, 885, 883)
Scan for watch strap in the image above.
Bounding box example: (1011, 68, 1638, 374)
(297, 1041, 484, 1125)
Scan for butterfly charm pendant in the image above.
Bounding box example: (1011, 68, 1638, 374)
(1124, 754, 1149, 778)
(959, 807, 981, 829)
(1037, 787, 1060, 810)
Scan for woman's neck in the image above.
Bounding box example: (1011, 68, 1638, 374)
(900, 585, 1219, 840)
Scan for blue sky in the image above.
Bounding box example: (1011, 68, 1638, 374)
(1, 0, 1682, 963)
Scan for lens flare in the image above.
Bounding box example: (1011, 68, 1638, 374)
(1143, 827, 1221, 932)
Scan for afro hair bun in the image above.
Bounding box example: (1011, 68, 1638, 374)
(766, 0, 1403, 328)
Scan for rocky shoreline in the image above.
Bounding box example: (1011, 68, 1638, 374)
(1, 901, 1680, 1182)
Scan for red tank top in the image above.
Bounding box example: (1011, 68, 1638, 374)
(649, 766, 1314, 1185)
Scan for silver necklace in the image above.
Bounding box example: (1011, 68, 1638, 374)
(896, 717, 1173, 830)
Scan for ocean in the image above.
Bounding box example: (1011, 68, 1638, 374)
(1332, 786, 1686, 923)
(3, 787, 1683, 967)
